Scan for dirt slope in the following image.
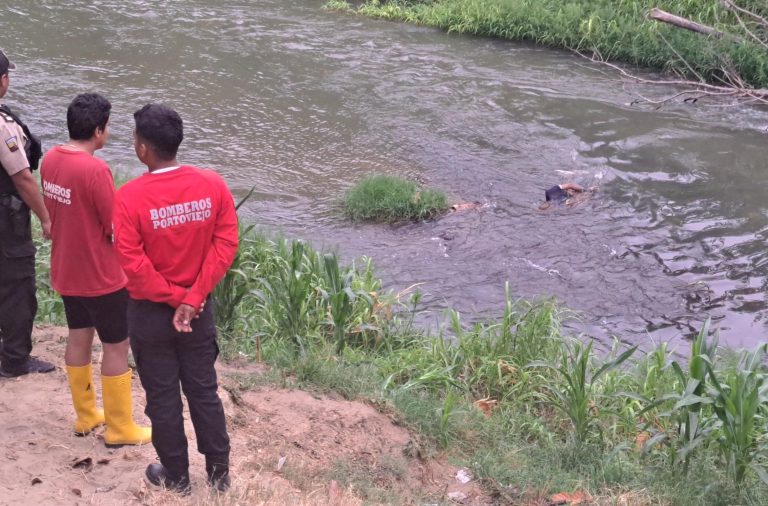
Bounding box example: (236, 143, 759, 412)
(0, 327, 486, 505)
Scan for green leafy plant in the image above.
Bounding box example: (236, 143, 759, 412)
(636, 340, 675, 400)
(320, 253, 372, 354)
(252, 240, 317, 356)
(707, 345, 768, 486)
(213, 186, 256, 333)
(638, 319, 719, 472)
(529, 339, 637, 445)
(30, 215, 65, 323)
(437, 389, 459, 448)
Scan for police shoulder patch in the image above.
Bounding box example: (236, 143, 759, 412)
(5, 136, 18, 152)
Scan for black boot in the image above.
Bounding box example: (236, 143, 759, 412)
(0, 356, 55, 377)
(145, 463, 191, 495)
(206, 459, 230, 492)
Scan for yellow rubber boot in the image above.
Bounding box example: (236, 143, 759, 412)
(102, 370, 152, 448)
(66, 364, 105, 435)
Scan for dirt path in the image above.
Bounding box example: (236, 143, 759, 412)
(0, 327, 486, 505)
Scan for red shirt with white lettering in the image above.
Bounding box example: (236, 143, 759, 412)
(113, 165, 238, 309)
(40, 146, 127, 296)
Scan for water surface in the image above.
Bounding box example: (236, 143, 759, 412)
(3, 0, 768, 349)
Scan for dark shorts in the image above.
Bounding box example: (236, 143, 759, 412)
(62, 288, 128, 344)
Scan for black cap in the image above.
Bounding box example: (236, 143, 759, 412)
(0, 51, 16, 75)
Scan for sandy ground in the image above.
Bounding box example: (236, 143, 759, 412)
(0, 327, 487, 506)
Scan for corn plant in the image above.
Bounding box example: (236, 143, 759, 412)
(636, 341, 675, 400)
(319, 253, 371, 354)
(252, 240, 317, 356)
(213, 186, 256, 333)
(213, 223, 256, 333)
(706, 345, 768, 486)
(638, 319, 719, 473)
(529, 339, 637, 445)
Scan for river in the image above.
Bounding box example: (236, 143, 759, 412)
(3, 0, 768, 350)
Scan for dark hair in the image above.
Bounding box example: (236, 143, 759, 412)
(0, 50, 14, 76)
(133, 104, 183, 161)
(545, 185, 569, 202)
(67, 93, 111, 141)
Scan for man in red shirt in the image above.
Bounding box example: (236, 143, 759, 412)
(40, 93, 151, 447)
(113, 104, 238, 494)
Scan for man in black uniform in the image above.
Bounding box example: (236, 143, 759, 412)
(0, 50, 55, 377)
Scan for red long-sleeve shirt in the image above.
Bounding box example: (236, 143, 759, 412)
(113, 165, 238, 309)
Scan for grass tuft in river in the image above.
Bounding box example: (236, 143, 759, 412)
(343, 174, 448, 222)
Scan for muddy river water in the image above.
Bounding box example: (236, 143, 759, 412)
(3, 0, 768, 350)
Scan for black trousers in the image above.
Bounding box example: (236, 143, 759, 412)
(0, 253, 36, 371)
(128, 298, 230, 478)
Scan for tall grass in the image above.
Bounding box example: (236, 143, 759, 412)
(142, 225, 768, 500)
(33, 222, 65, 324)
(212, 228, 393, 361)
(332, 0, 768, 89)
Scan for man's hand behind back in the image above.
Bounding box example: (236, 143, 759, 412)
(173, 303, 197, 333)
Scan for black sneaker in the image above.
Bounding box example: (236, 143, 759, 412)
(145, 463, 191, 495)
(0, 356, 55, 378)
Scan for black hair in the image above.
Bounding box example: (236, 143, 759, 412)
(545, 185, 569, 202)
(0, 51, 13, 76)
(133, 104, 183, 161)
(67, 93, 111, 141)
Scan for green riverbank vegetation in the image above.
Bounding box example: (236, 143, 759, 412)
(326, 0, 768, 94)
(32, 218, 768, 505)
(343, 174, 449, 222)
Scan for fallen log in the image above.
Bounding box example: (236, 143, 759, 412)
(648, 7, 742, 42)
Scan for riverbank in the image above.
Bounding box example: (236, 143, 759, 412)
(325, 0, 768, 90)
(31, 226, 768, 505)
(1, 327, 482, 505)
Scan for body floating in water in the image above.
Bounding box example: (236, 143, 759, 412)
(539, 182, 598, 210)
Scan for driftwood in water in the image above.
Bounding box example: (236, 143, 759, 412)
(648, 7, 742, 43)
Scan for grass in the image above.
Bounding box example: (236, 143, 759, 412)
(343, 174, 449, 222)
(326, 0, 768, 89)
(31, 199, 768, 505)
(222, 233, 768, 504)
